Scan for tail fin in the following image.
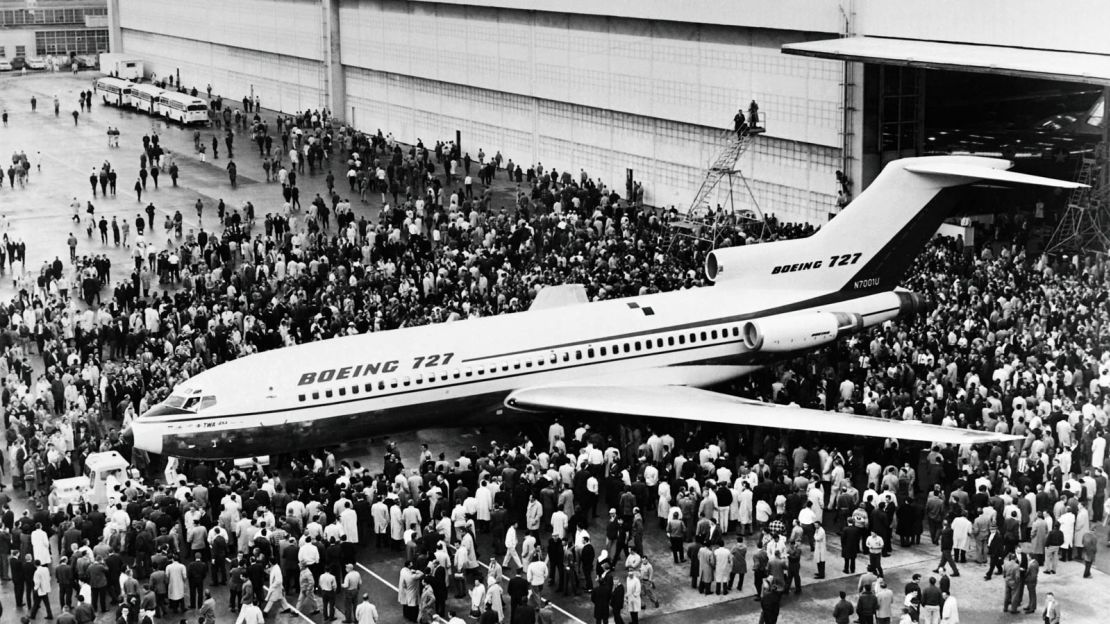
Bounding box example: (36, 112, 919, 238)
(705, 156, 1081, 292)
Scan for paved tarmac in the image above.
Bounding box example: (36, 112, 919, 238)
(0, 72, 1108, 624)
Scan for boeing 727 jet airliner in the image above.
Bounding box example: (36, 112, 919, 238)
(129, 156, 1078, 459)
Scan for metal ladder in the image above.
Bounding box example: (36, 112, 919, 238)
(667, 119, 766, 251)
(685, 123, 762, 217)
(1046, 144, 1110, 254)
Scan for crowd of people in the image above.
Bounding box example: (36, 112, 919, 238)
(0, 86, 1105, 624)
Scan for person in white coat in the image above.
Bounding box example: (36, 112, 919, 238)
(1072, 505, 1090, 559)
(476, 482, 493, 529)
(31, 523, 51, 566)
(263, 562, 292, 614)
(625, 572, 642, 622)
(656, 481, 672, 529)
(389, 503, 404, 548)
(940, 591, 959, 624)
(340, 502, 359, 543)
(713, 543, 732, 595)
(1058, 510, 1075, 560)
(813, 522, 828, 578)
(737, 481, 754, 536)
(484, 578, 505, 622)
(951, 513, 972, 563)
(167, 557, 188, 612)
(371, 498, 389, 547)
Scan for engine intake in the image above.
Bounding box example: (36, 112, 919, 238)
(741, 311, 864, 353)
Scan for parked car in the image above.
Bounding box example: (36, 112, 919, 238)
(0, 60, 12, 71)
(10, 57, 25, 71)
(25, 56, 46, 70)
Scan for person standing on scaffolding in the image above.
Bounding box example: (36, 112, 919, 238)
(733, 109, 747, 138)
(749, 100, 760, 129)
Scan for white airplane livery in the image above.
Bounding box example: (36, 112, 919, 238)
(128, 156, 1078, 459)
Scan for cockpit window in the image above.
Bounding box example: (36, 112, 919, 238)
(165, 394, 216, 412)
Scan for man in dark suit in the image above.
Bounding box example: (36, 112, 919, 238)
(841, 523, 860, 573)
(609, 577, 626, 624)
(21, 553, 36, 610)
(187, 552, 208, 609)
(580, 537, 596, 591)
(507, 569, 529, 623)
(105, 549, 124, 605)
(591, 569, 612, 624)
(10, 552, 26, 608)
(984, 528, 1006, 580)
(87, 557, 109, 612)
(56, 556, 75, 607)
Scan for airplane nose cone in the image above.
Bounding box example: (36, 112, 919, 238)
(129, 421, 163, 455)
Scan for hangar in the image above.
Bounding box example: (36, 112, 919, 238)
(106, 0, 1110, 248)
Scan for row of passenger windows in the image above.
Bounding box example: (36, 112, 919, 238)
(296, 326, 743, 403)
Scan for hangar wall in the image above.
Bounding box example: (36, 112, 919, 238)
(117, 0, 844, 223)
(118, 0, 325, 113)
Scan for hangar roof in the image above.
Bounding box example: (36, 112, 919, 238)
(783, 36, 1110, 86)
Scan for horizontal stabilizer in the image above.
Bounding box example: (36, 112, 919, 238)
(904, 162, 1085, 188)
(506, 385, 1022, 446)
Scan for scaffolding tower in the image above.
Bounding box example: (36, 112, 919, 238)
(668, 119, 766, 251)
(1045, 145, 1110, 256)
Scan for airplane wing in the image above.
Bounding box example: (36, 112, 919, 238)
(505, 385, 1022, 445)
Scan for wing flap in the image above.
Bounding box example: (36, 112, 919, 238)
(506, 385, 1021, 445)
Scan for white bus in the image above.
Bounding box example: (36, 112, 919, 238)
(157, 92, 209, 125)
(94, 77, 134, 107)
(129, 83, 164, 115)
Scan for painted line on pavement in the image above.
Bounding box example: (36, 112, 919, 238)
(445, 543, 588, 624)
(288, 605, 317, 624)
(357, 561, 399, 591)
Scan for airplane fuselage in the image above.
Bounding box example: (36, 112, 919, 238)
(132, 283, 918, 459)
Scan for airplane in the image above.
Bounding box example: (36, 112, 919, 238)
(127, 155, 1080, 460)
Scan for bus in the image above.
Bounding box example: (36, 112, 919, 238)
(157, 91, 209, 125)
(129, 83, 164, 115)
(94, 77, 134, 107)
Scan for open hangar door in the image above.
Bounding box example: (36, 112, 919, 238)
(783, 37, 1110, 253)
